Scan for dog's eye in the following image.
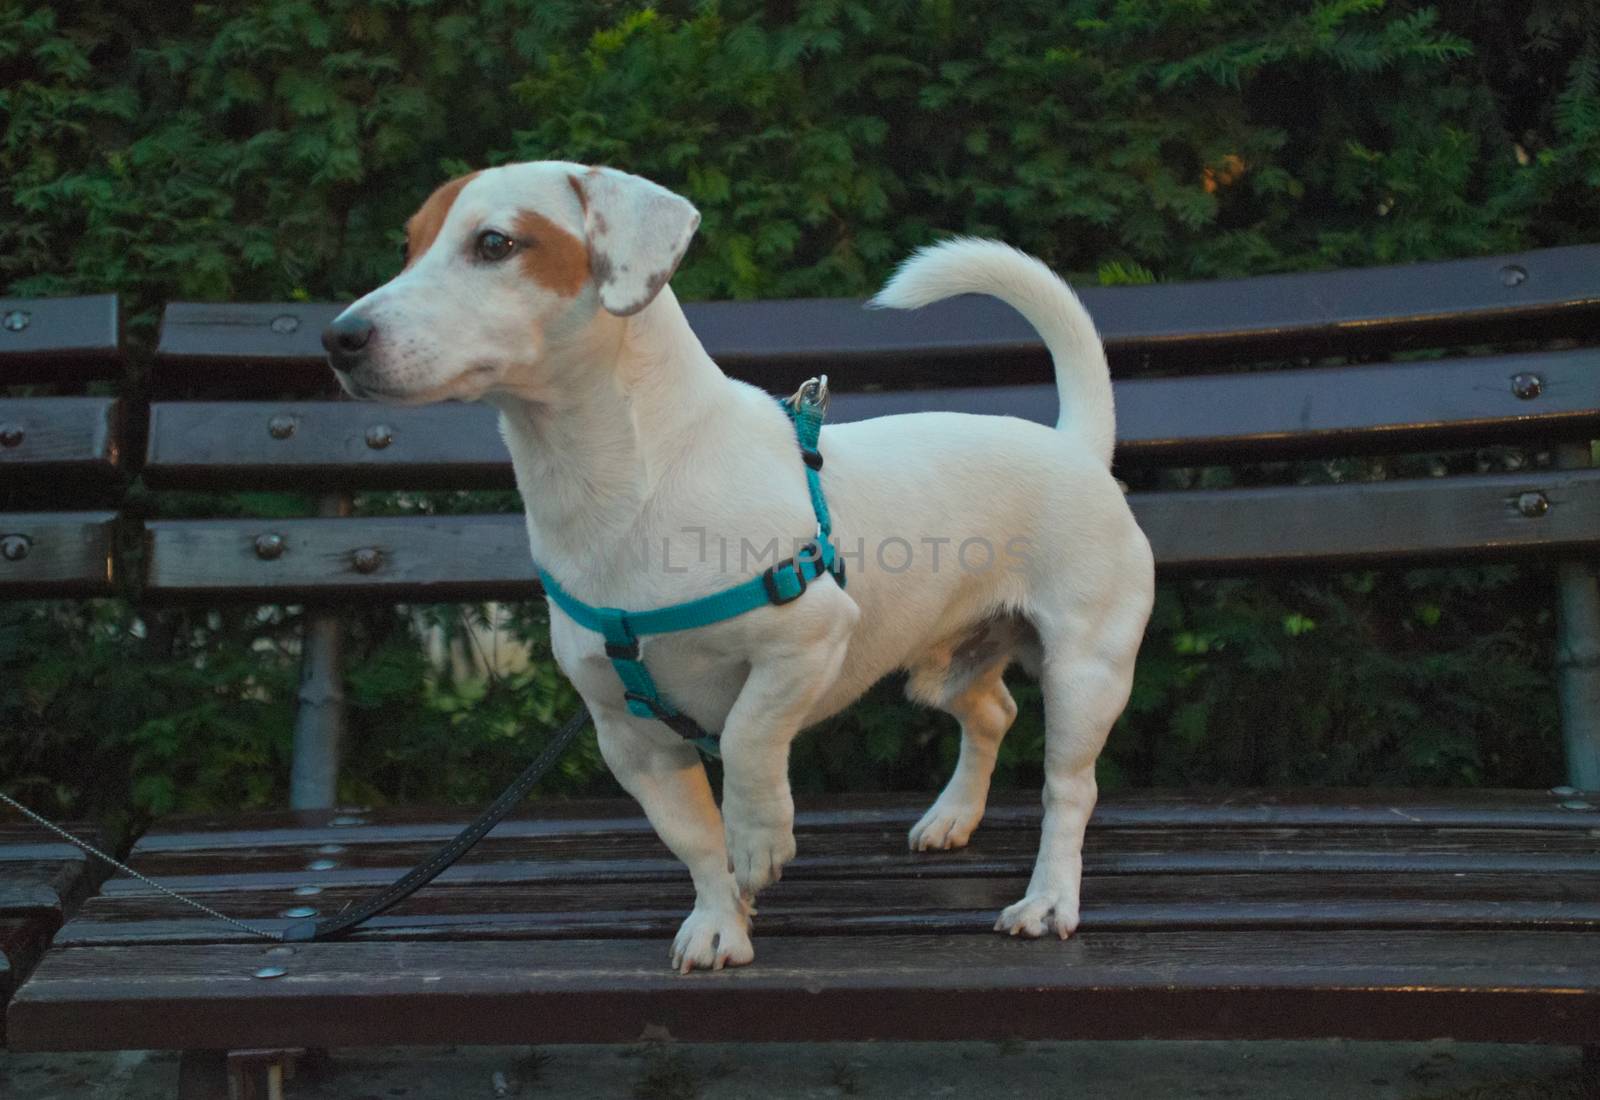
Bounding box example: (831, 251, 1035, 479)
(476, 230, 515, 262)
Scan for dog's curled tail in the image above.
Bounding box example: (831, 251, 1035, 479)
(868, 238, 1114, 467)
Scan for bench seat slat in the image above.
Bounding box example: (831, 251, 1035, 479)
(13, 796, 1597, 1049)
(141, 348, 1600, 489)
(10, 930, 1599, 1048)
(0, 919, 44, 1008)
(0, 823, 106, 1043)
(0, 512, 118, 596)
(0, 398, 122, 483)
(0, 860, 98, 915)
(54, 869, 1600, 946)
(67, 805, 1600, 943)
(107, 825, 1600, 891)
(140, 467, 1600, 600)
(125, 789, 1600, 847)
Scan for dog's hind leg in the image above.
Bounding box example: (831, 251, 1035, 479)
(593, 711, 754, 973)
(909, 667, 1017, 851)
(994, 574, 1150, 938)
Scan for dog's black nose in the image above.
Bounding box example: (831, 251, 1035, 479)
(322, 314, 375, 359)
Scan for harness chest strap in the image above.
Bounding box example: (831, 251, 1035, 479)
(537, 379, 844, 756)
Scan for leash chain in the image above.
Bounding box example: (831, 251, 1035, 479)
(0, 789, 280, 942)
(1, 702, 593, 944)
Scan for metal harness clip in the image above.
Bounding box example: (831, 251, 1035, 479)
(788, 374, 830, 414)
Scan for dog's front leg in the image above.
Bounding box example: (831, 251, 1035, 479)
(720, 600, 856, 898)
(594, 709, 753, 973)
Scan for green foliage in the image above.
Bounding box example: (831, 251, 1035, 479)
(1119, 568, 1562, 787)
(2, 1, 1594, 822)
(0, 601, 299, 832)
(335, 601, 597, 808)
(4, 1, 1596, 315)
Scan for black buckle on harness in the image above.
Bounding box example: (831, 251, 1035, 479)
(624, 692, 713, 743)
(605, 639, 641, 660)
(800, 447, 823, 471)
(763, 540, 821, 606)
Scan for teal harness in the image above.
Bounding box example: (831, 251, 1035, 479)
(537, 378, 845, 756)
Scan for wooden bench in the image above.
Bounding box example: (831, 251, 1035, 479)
(6, 248, 1600, 1096)
(0, 822, 109, 1046)
(0, 294, 123, 1040)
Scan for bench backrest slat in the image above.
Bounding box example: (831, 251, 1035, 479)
(152, 246, 1600, 394)
(140, 466, 1600, 600)
(0, 513, 118, 597)
(141, 347, 1600, 489)
(684, 244, 1600, 370)
(0, 295, 123, 383)
(128, 247, 1600, 603)
(145, 401, 512, 490)
(0, 398, 123, 483)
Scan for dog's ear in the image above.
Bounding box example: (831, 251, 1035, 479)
(570, 167, 700, 317)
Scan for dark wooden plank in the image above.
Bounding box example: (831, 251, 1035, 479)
(1142, 465, 1600, 572)
(126, 790, 1600, 852)
(142, 513, 530, 602)
(0, 512, 117, 596)
(152, 245, 1600, 393)
(144, 400, 509, 490)
(1111, 347, 1600, 462)
(0, 870, 73, 1035)
(0, 860, 91, 918)
(876, 347, 1600, 464)
(139, 467, 1600, 599)
(73, 799, 1599, 942)
(0, 822, 103, 919)
(0, 822, 108, 1042)
(154, 302, 341, 382)
(140, 348, 1600, 489)
(0, 829, 99, 863)
(0, 917, 45, 1018)
(0, 295, 122, 382)
(682, 246, 1600, 375)
(11, 930, 1600, 1048)
(111, 825, 1600, 891)
(54, 869, 1600, 947)
(0, 398, 122, 483)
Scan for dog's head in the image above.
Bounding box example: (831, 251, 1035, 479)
(324, 162, 699, 404)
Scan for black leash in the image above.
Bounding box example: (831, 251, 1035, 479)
(2, 703, 592, 944)
(284, 703, 591, 941)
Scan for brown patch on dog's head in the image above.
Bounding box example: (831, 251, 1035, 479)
(512, 210, 589, 297)
(404, 171, 482, 268)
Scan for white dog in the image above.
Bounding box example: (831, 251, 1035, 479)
(325, 162, 1155, 972)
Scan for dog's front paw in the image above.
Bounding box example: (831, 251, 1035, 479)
(723, 803, 796, 896)
(994, 891, 1080, 939)
(909, 794, 984, 851)
(671, 901, 754, 974)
